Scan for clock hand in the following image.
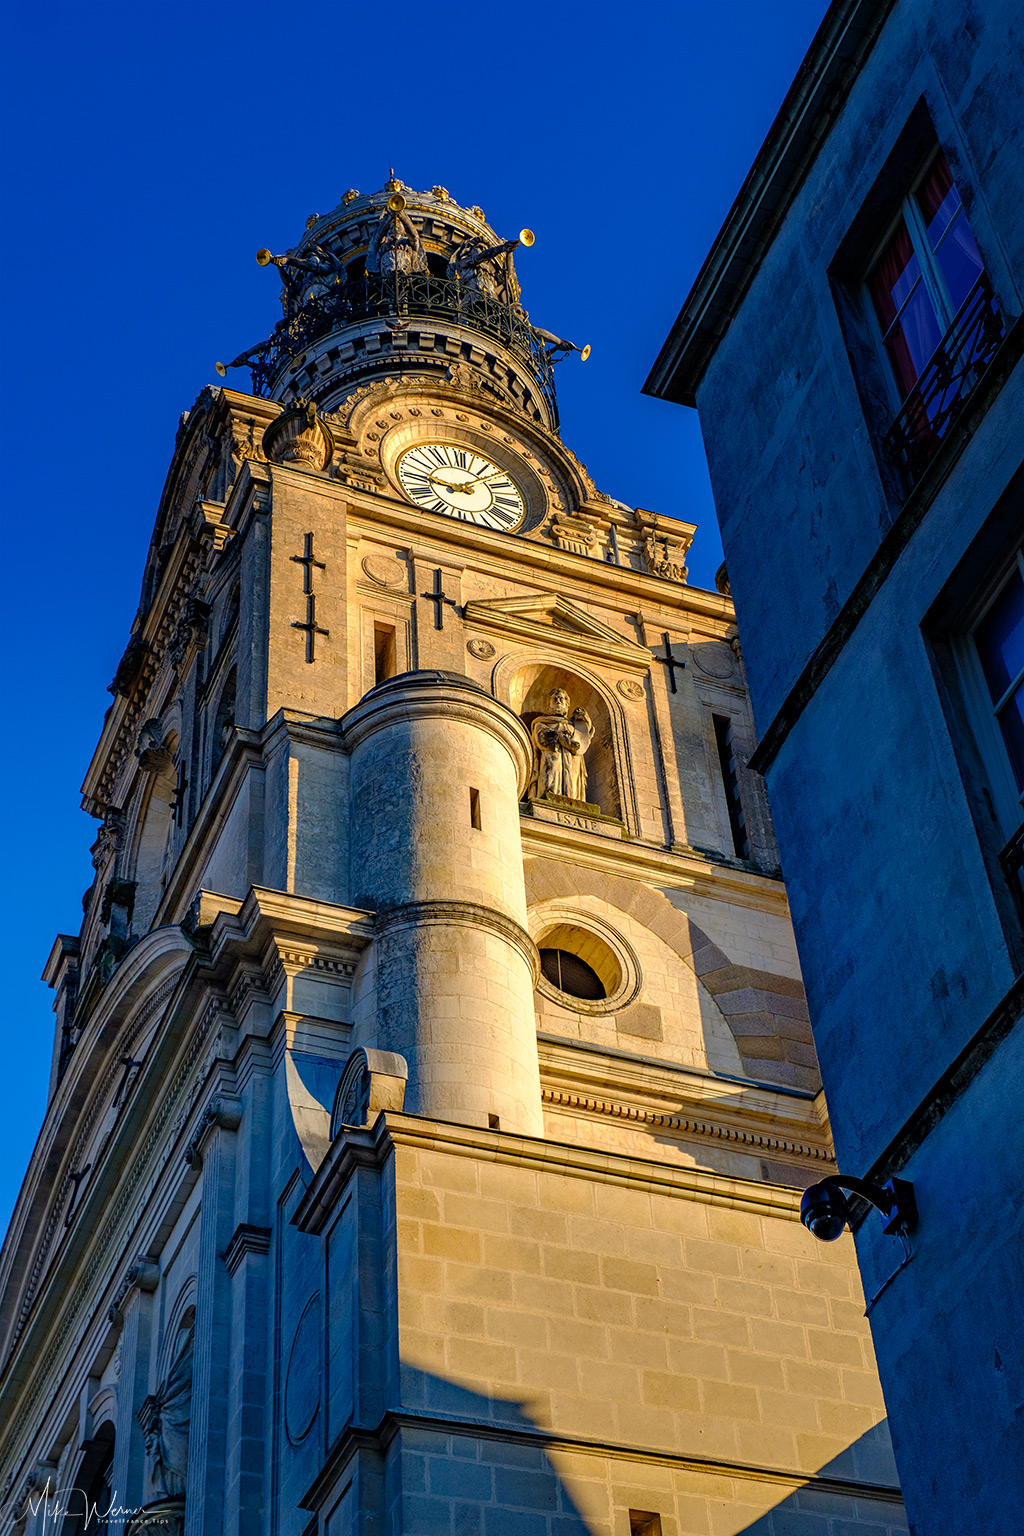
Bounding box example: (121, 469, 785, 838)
(427, 470, 487, 494)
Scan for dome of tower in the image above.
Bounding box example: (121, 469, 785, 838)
(220, 177, 564, 430)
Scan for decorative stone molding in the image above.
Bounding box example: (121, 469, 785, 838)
(108, 634, 151, 698)
(183, 1095, 243, 1169)
(361, 553, 407, 589)
(549, 514, 596, 556)
(90, 810, 124, 871)
(108, 1253, 161, 1326)
(636, 509, 696, 583)
(540, 1090, 835, 1164)
(466, 637, 496, 660)
(616, 678, 646, 702)
(330, 1048, 408, 1135)
(262, 398, 334, 470)
(690, 640, 737, 680)
(376, 899, 540, 983)
(137, 719, 175, 775)
(341, 672, 534, 800)
(222, 1223, 272, 1275)
(169, 597, 211, 671)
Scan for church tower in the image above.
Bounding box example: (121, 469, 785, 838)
(0, 182, 906, 1536)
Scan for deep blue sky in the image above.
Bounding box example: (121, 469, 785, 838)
(0, 0, 828, 1232)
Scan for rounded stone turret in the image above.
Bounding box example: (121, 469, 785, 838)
(220, 177, 560, 430)
(342, 671, 543, 1136)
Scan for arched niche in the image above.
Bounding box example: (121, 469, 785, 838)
(210, 666, 237, 780)
(62, 1420, 115, 1536)
(130, 730, 179, 934)
(505, 661, 623, 822)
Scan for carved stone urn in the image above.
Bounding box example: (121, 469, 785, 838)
(125, 1497, 186, 1536)
(262, 398, 334, 470)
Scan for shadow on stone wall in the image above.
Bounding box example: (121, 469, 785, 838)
(393, 1367, 593, 1532)
(387, 1370, 905, 1535)
(730, 1423, 907, 1536)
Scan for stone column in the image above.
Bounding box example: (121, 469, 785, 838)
(109, 1262, 159, 1517)
(343, 671, 542, 1135)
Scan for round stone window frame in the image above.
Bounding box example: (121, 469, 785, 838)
(529, 905, 641, 1016)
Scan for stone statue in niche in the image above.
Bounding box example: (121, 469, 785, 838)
(140, 1313, 194, 1500)
(528, 689, 594, 805)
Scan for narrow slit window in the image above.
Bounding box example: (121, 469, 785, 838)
(469, 787, 482, 829)
(629, 1514, 663, 1536)
(488, 1113, 500, 1130)
(714, 713, 750, 860)
(373, 623, 397, 685)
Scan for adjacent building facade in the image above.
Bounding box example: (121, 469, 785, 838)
(0, 180, 907, 1535)
(646, 0, 1024, 1530)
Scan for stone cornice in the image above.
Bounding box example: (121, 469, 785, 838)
(377, 900, 540, 982)
(200, 885, 375, 971)
(342, 487, 735, 620)
(293, 1110, 808, 1238)
(301, 1408, 902, 1515)
(520, 820, 792, 917)
(541, 1089, 833, 1167)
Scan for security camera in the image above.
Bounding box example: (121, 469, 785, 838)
(800, 1175, 916, 1243)
(800, 1182, 852, 1242)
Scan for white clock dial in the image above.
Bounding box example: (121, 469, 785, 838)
(397, 441, 526, 531)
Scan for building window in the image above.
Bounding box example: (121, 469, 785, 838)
(713, 714, 750, 860)
(373, 622, 397, 685)
(963, 550, 1024, 900)
(868, 150, 1003, 487)
(540, 947, 606, 1000)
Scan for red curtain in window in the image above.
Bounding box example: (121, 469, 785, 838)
(868, 221, 922, 400)
(917, 153, 954, 226)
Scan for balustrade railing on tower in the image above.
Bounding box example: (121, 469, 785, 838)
(243, 272, 559, 423)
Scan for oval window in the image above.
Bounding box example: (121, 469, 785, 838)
(539, 947, 606, 1000)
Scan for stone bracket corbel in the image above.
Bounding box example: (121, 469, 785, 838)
(183, 1094, 243, 1170)
(108, 1253, 161, 1327)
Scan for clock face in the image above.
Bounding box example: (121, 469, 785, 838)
(397, 442, 526, 531)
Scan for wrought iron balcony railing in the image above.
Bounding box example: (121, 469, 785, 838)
(882, 272, 1004, 493)
(238, 271, 559, 424)
(999, 818, 1024, 921)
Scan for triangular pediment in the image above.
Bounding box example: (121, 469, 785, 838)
(461, 594, 649, 668)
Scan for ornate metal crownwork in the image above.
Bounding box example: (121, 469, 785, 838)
(229, 272, 559, 427)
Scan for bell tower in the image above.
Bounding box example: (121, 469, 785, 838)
(0, 180, 904, 1536)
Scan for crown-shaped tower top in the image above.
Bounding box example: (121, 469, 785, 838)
(219, 177, 585, 433)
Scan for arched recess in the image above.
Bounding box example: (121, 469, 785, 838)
(143, 1278, 197, 1503)
(493, 654, 639, 831)
(210, 665, 237, 781)
(61, 1420, 114, 1535)
(523, 857, 818, 1091)
(129, 731, 180, 936)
